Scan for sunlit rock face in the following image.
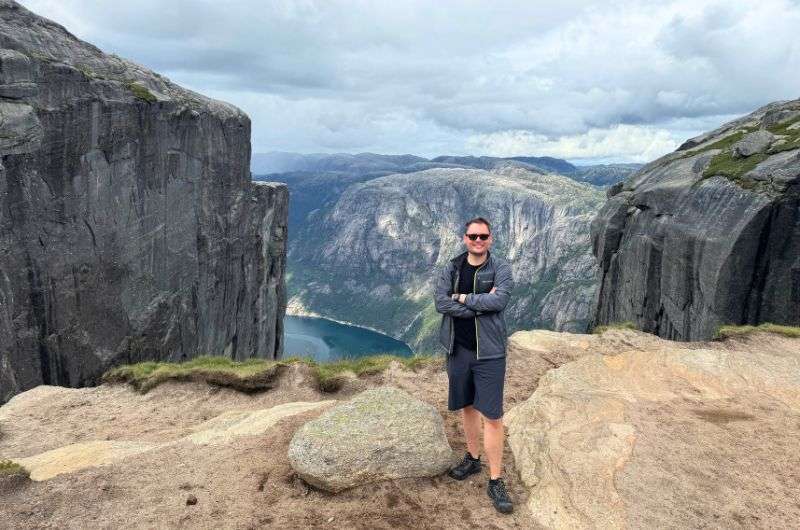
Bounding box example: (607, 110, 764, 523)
(289, 165, 605, 353)
(591, 99, 800, 340)
(0, 0, 287, 402)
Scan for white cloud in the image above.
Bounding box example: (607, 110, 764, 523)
(16, 0, 800, 162)
(466, 125, 680, 163)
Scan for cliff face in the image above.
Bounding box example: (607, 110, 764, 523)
(0, 1, 287, 402)
(591, 99, 800, 340)
(288, 165, 604, 353)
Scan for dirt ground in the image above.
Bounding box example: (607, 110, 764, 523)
(0, 338, 560, 530)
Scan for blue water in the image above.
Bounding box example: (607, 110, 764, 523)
(282, 315, 413, 361)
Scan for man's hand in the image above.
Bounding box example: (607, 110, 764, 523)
(455, 287, 495, 304)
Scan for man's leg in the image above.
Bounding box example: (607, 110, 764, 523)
(483, 416, 504, 479)
(462, 405, 482, 458)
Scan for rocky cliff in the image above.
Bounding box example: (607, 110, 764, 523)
(288, 165, 604, 353)
(0, 1, 287, 403)
(591, 99, 800, 340)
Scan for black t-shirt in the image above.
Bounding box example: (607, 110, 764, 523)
(453, 259, 480, 350)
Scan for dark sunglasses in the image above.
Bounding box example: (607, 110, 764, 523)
(465, 233, 490, 241)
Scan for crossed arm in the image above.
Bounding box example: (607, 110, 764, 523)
(462, 261, 514, 313)
(433, 261, 514, 317)
(433, 264, 478, 318)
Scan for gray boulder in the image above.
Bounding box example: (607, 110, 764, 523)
(288, 387, 453, 492)
(731, 129, 774, 158)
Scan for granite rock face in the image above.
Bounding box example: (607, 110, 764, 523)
(0, 1, 287, 403)
(288, 165, 605, 352)
(591, 99, 800, 340)
(505, 328, 800, 529)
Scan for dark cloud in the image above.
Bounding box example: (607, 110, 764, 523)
(19, 0, 800, 161)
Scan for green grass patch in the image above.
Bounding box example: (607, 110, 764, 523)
(0, 459, 29, 478)
(591, 321, 637, 334)
(103, 353, 439, 394)
(125, 81, 157, 103)
(713, 323, 800, 340)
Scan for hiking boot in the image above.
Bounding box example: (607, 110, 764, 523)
(447, 452, 481, 480)
(487, 478, 513, 514)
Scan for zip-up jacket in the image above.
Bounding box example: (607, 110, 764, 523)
(433, 250, 513, 360)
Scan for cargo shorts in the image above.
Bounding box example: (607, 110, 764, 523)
(447, 342, 506, 420)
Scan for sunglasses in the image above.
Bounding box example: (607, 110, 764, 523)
(465, 233, 490, 241)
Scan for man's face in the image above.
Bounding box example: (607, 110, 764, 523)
(463, 222, 492, 256)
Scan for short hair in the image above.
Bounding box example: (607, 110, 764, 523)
(464, 217, 491, 233)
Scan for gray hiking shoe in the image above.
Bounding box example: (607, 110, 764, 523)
(487, 478, 513, 514)
(447, 452, 481, 480)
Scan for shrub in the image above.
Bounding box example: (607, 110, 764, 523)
(713, 323, 800, 340)
(591, 321, 637, 335)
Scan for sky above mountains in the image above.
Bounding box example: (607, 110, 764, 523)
(19, 0, 800, 163)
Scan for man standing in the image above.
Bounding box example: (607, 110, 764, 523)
(433, 217, 514, 514)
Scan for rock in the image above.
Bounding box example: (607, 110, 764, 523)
(14, 440, 157, 481)
(187, 401, 334, 445)
(287, 387, 453, 492)
(731, 129, 774, 158)
(506, 329, 800, 529)
(591, 99, 800, 340)
(0, 1, 288, 403)
(185, 494, 197, 506)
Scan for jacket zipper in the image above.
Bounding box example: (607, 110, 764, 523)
(449, 266, 460, 355)
(473, 259, 487, 360)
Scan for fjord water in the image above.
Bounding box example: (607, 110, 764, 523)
(282, 315, 414, 361)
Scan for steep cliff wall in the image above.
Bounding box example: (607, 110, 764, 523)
(0, 1, 287, 402)
(288, 165, 604, 353)
(591, 99, 800, 340)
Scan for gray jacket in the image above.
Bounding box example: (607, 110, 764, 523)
(433, 251, 514, 360)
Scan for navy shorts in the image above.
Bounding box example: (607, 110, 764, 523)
(447, 343, 506, 420)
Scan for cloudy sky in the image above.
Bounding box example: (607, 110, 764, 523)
(18, 0, 800, 163)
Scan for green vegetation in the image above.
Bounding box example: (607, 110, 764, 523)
(0, 459, 29, 478)
(591, 321, 637, 334)
(713, 323, 800, 340)
(125, 81, 157, 103)
(75, 64, 96, 79)
(697, 117, 800, 186)
(308, 354, 439, 392)
(103, 353, 439, 394)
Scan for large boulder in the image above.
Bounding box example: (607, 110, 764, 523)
(288, 387, 453, 492)
(506, 329, 800, 529)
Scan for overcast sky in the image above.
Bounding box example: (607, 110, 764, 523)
(18, 0, 800, 163)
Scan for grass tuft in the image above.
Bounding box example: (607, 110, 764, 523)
(125, 81, 157, 103)
(591, 321, 637, 335)
(713, 323, 800, 340)
(103, 353, 440, 394)
(0, 459, 29, 478)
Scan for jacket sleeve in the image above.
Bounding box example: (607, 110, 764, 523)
(464, 261, 513, 313)
(433, 263, 478, 318)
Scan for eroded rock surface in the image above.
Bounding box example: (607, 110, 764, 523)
(591, 99, 800, 340)
(288, 386, 453, 492)
(0, 1, 287, 403)
(506, 329, 800, 529)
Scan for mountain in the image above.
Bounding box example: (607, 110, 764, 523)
(0, 0, 287, 403)
(253, 152, 641, 188)
(286, 166, 605, 353)
(591, 98, 800, 340)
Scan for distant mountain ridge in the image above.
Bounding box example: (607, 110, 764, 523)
(252, 151, 642, 187)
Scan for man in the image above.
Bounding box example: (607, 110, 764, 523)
(433, 217, 514, 514)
